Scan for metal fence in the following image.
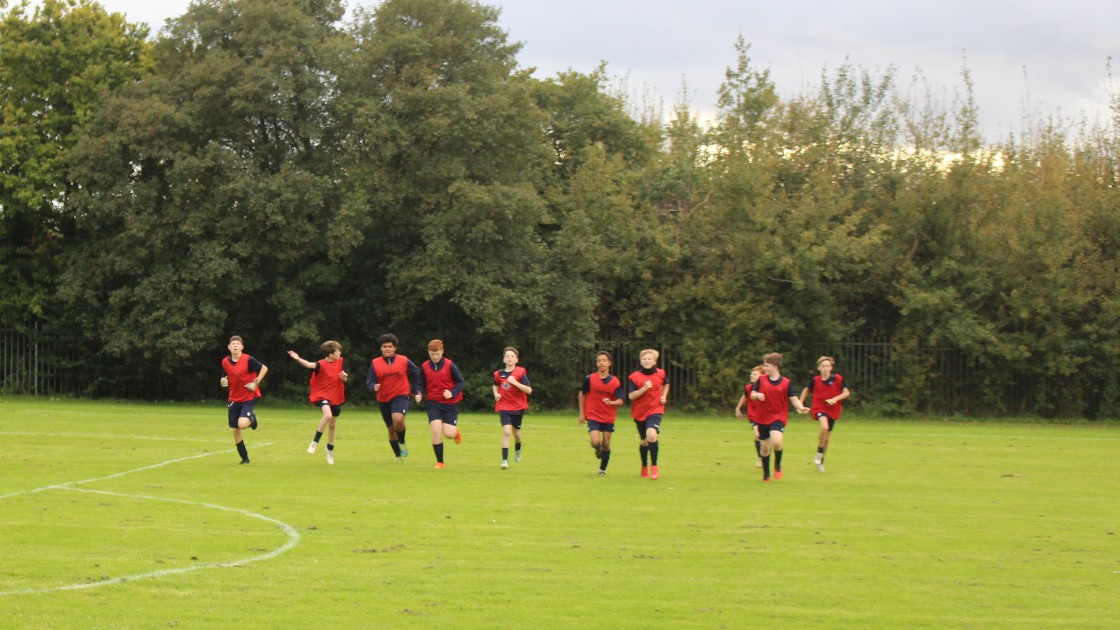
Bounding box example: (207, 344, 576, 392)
(1, 327, 994, 413)
(815, 338, 992, 413)
(0, 326, 79, 396)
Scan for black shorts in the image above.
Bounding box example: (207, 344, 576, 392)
(585, 420, 615, 433)
(634, 414, 663, 438)
(378, 396, 410, 426)
(227, 400, 257, 428)
(315, 400, 343, 418)
(499, 411, 524, 429)
(426, 402, 459, 425)
(757, 420, 785, 441)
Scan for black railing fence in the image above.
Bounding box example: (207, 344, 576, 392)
(2, 327, 1026, 414)
(1, 325, 80, 396)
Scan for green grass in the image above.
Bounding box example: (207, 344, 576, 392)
(1, 396, 1117, 628)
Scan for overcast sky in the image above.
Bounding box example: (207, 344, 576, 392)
(63, 0, 1120, 140)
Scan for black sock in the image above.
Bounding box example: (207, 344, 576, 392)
(502, 447, 509, 460)
(762, 454, 770, 478)
(515, 441, 522, 453)
(600, 449, 611, 471)
(327, 443, 334, 451)
(649, 442, 659, 466)
(390, 440, 401, 456)
(434, 443, 444, 463)
(236, 440, 248, 461)
(775, 449, 783, 471)
(754, 440, 762, 457)
(313, 431, 323, 443)
(398, 428, 406, 445)
(640, 445, 649, 466)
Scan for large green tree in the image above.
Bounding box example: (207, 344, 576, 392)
(0, 0, 149, 325)
(59, 0, 349, 390)
(333, 0, 610, 403)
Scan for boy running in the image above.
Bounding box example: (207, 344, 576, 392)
(415, 339, 465, 469)
(628, 348, 670, 480)
(288, 340, 348, 465)
(734, 365, 766, 468)
(493, 347, 532, 469)
(366, 333, 419, 461)
(750, 352, 810, 481)
(578, 351, 625, 475)
(800, 356, 851, 472)
(219, 335, 268, 465)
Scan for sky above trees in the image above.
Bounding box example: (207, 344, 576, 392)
(74, 0, 1120, 140)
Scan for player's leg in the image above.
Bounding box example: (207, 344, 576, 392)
(815, 415, 833, 471)
(771, 428, 785, 479)
(758, 423, 773, 480)
(500, 413, 512, 468)
(636, 420, 650, 477)
(325, 410, 337, 464)
(392, 404, 408, 457)
(752, 423, 763, 468)
(382, 403, 402, 458)
(645, 415, 661, 478)
(430, 412, 445, 467)
(441, 406, 462, 444)
(513, 417, 522, 462)
(309, 401, 330, 453)
(588, 424, 603, 459)
(598, 427, 613, 474)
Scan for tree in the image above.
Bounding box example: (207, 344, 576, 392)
(0, 0, 149, 325)
(59, 0, 349, 391)
(334, 0, 595, 399)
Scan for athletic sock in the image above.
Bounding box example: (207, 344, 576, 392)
(817, 446, 825, 454)
(236, 440, 249, 461)
(398, 428, 406, 446)
(600, 449, 611, 471)
(640, 445, 649, 466)
(515, 441, 522, 454)
(775, 449, 783, 471)
(327, 443, 334, 452)
(313, 431, 323, 443)
(502, 447, 509, 460)
(649, 442, 659, 466)
(754, 439, 762, 457)
(762, 454, 770, 477)
(390, 440, 401, 456)
(434, 443, 444, 464)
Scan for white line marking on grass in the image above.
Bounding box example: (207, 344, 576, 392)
(0, 444, 274, 500)
(0, 487, 300, 597)
(0, 443, 300, 596)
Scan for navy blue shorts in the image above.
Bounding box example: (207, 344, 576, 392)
(586, 420, 615, 433)
(634, 414, 663, 438)
(816, 412, 837, 431)
(227, 400, 257, 429)
(757, 420, 785, 441)
(426, 402, 459, 425)
(499, 411, 524, 428)
(315, 400, 343, 418)
(378, 396, 410, 426)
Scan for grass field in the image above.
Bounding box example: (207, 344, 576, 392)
(1, 396, 1117, 629)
